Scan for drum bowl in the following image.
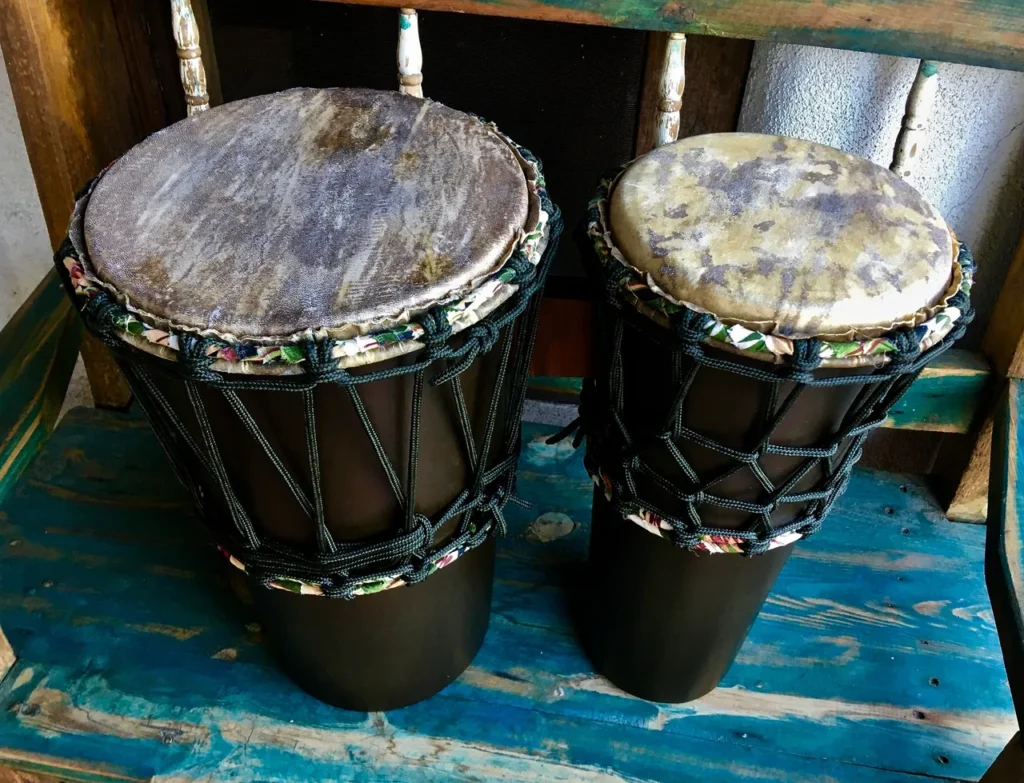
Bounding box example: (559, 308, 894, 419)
(583, 309, 873, 703)
(122, 327, 518, 710)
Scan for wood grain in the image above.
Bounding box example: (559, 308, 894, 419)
(170, 0, 210, 114)
(0, 271, 82, 507)
(0, 765, 68, 783)
(985, 233, 1024, 381)
(948, 229, 1024, 523)
(636, 33, 753, 157)
(0, 0, 172, 407)
(890, 60, 939, 179)
(0, 409, 1015, 781)
(316, 0, 1024, 71)
(947, 414, 994, 523)
(987, 378, 1024, 730)
(883, 349, 989, 433)
(653, 32, 686, 147)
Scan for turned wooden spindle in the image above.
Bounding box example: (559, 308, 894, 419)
(654, 32, 686, 147)
(170, 0, 209, 115)
(891, 60, 939, 179)
(398, 8, 424, 98)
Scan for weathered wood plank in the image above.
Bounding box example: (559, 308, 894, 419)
(947, 413, 994, 523)
(0, 0, 171, 408)
(0, 410, 1015, 780)
(987, 378, 1024, 730)
(635, 34, 753, 158)
(981, 732, 1024, 782)
(950, 229, 1024, 525)
(0, 271, 81, 507)
(883, 348, 990, 432)
(316, 0, 1024, 72)
(0, 652, 948, 783)
(529, 348, 989, 434)
(985, 234, 1024, 382)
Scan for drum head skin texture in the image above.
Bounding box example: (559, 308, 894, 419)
(609, 134, 954, 339)
(82, 87, 531, 342)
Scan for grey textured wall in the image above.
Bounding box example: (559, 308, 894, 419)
(739, 43, 1024, 348)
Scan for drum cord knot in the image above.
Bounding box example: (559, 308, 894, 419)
(303, 337, 350, 383)
(179, 335, 222, 382)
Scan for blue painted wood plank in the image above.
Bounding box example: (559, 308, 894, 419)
(0, 409, 1015, 781)
(883, 349, 989, 432)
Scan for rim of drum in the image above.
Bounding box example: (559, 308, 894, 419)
(62, 118, 552, 377)
(588, 168, 973, 371)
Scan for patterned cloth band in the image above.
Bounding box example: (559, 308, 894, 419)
(558, 158, 975, 556)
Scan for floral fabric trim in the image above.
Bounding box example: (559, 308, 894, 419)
(588, 177, 973, 367)
(64, 127, 549, 373)
(218, 520, 491, 597)
(590, 470, 803, 555)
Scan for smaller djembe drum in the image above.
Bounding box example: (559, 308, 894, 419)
(580, 133, 973, 703)
(55, 88, 560, 710)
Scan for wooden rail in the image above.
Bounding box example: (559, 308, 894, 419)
(318, 0, 1024, 71)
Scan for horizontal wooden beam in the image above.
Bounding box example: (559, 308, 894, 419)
(319, 0, 1024, 72)
(530, 348, 990, 435)
(884, 349, 989, 433)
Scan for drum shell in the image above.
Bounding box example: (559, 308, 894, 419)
(125, 329, 518, 710)
(585, 309, 872, 703)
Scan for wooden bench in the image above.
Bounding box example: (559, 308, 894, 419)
(2, 0, 1024, 779)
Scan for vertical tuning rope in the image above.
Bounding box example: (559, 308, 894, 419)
(891, 60, 939, 179)
(303, 388, 336, 555)
(398, 9, 424, 98)
(169, 0, 210, 115)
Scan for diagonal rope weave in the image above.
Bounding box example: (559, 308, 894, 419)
(56, 157, 562, 597)
(556, 177, 975, 557)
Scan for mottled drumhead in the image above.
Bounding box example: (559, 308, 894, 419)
(609, 134, 955, 338)
(81, 88, 534, 341)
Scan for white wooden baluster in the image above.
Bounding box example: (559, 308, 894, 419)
(170, 0, 210, 115)
(654, 33, 686, 147)
(398, 9, 424, 98)
(890, 60, 939, 179)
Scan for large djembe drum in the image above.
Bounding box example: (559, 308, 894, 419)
(580, 133, 973, 703)
(55, 87, 560, 710)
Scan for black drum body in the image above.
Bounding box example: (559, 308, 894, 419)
(582, 310, 873, 702)
(57, 104, 562, 709)
(579, 242, 973, 705)
(55, 87, 563, 711)
(115, 330, 519, 710)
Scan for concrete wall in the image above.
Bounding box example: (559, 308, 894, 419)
(738, 43, 1024, 349)
(0, 45, 52, 327)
